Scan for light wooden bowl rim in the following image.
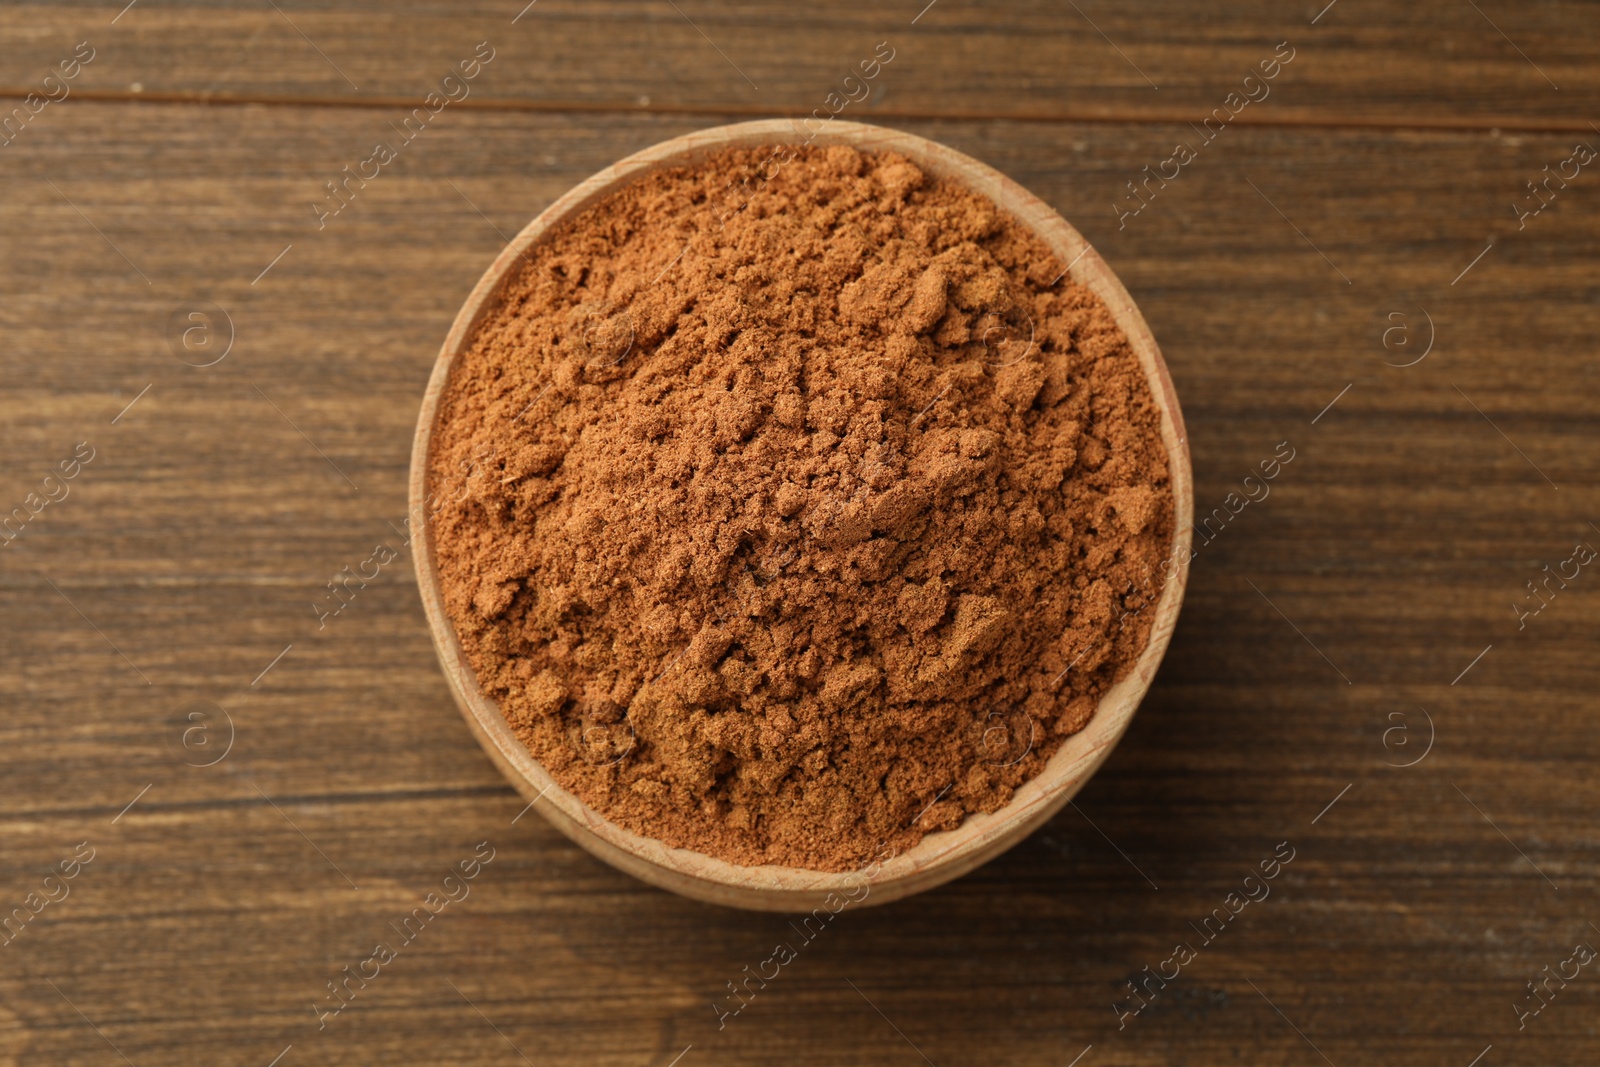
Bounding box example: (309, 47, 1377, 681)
(409, 119, 1193, 911)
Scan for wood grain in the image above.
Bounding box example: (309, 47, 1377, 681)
(1, 2, 1599, 1063)
(0, 1, 1595, 128)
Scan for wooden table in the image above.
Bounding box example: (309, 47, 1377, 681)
(2, 2, 1596, 1064)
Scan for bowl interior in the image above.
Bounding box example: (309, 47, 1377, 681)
(409, 119, 1193, 910)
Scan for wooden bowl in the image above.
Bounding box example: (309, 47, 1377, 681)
(410, 120, 1192, 911)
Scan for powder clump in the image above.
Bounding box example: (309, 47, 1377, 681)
(428, 144, 1174, 871)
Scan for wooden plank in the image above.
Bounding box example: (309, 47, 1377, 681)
(0, 1, 1595, 129)
(1, 102, 1597, 1065)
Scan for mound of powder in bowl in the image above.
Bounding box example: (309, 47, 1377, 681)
(426, 143, 1174, 872)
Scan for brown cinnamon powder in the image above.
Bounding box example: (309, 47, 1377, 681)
(427, 143, 1173, 871)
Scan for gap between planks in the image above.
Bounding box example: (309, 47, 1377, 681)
(0, 89, 1594, 136)
(0, 784, 519, 825)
